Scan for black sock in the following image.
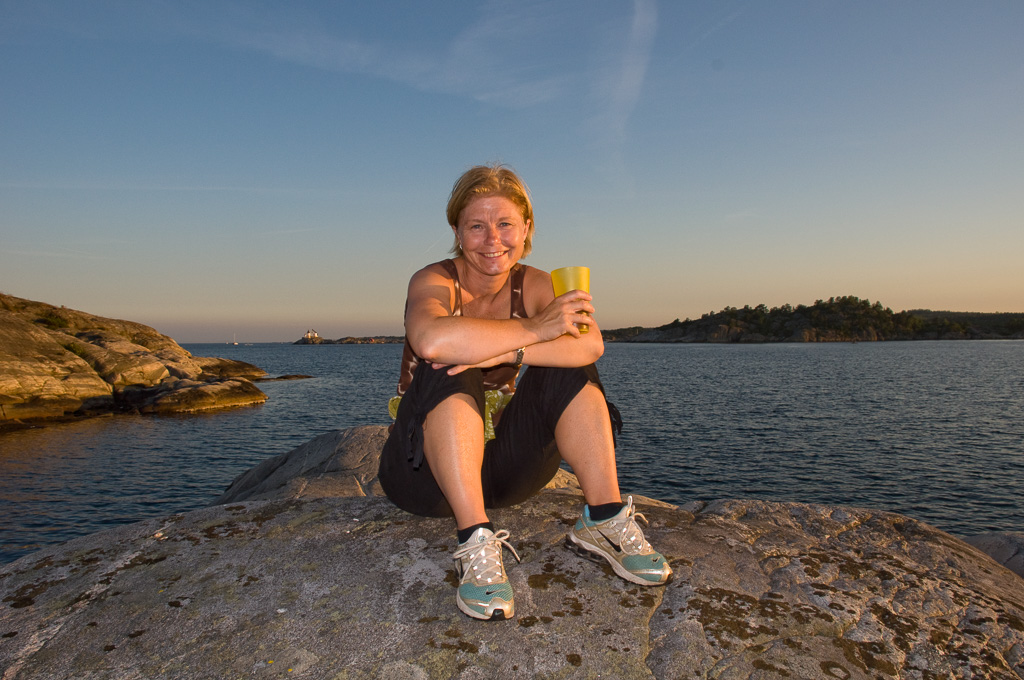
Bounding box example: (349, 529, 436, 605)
(588, 502, 625, 522)
(457, 522, 494, 544)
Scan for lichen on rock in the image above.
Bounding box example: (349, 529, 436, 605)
(1, 426, 1022, 678)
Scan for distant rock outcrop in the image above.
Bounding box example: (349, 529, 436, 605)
(2, 426, 1021, 678)
(0, 293, 267, 423)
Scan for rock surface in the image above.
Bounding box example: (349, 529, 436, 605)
(216, 425, 587, 505)
(964, 533, 1024, 580)
(0, 293, 267, 423)
(2, 426, 1023, 679)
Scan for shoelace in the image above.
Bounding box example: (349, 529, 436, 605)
(606, 497, 653, 555)
(453, 529, 521, 585)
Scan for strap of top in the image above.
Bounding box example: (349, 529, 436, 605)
(396, 259, 526, 396)
(440, 259, 463, 316)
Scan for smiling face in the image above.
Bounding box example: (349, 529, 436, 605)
(453, 195, 531, 277)
(447, 165, 535, 259)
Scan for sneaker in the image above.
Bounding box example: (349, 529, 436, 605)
(452, 528, 521, 620)
(568, 496, 672, 586)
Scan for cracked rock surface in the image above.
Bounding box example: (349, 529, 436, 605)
(2, 427, 1022, 679)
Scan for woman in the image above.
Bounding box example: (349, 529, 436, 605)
(379, 164, 670, 621)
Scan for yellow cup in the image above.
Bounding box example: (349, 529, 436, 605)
(551, 266, 590, 334)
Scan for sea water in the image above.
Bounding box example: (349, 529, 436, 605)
(1, 340, 1021, 564)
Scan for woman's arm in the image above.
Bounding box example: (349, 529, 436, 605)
(439, 317, 604, 374)
(516, 266, 604, 368)
(403, 264, 564, 366)
(434, 267, 605, 374)
(514, 321, 604, 368)
(405, 264, 599, 368)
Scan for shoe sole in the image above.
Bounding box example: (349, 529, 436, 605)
(456, 595, 514, 621)
(566, 533, 671, 586)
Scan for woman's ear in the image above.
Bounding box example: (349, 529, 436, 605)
(451, 224, 462, 253)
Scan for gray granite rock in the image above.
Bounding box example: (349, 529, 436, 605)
(2, 495, 1022, 679)
(2, 427, 1023, 679)
(965, 532, 1024, 579)
(217, 426, 392, 503)
(217, 425, 586, 505)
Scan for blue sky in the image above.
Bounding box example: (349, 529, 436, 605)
(2, 1, 1022, 342)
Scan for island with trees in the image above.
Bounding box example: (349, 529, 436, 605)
(602, 296, 1024, 343)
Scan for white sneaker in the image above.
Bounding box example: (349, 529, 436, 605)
(452, 528, 520, 620)
(568, 497, 672, 586)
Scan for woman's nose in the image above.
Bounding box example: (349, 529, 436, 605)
(484, 225, 500, 242)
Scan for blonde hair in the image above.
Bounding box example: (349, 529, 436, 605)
(447, 164, 535, 258)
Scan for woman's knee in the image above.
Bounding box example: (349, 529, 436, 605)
(516, 364, 601, 418)
(403, 365, 487, 418)
(423, 392, 484, 434)
(389, 366, 487, 472)
(410, 363, 484, 396)
(523, 363, 600, 387)
(533, 366, 620, 442)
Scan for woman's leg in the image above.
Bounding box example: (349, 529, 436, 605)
(554, 382, 622, 507)
(421, 392, 490, 531)
(380, 365, 518, 621)
(482, 364, 619, 509)
(379, 364, 488, 519)
(485, 364, 671, 586)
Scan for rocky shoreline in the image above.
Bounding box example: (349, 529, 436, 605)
(0, 294, 269, 427)
(1, 426, 1022, 678)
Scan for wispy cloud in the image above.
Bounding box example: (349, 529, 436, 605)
(161, 0, 658, 120)
(585, 0, 659, 188)
(25, 1, 659, 182)
(433, 1, 571, 107)
(176, 0, 572, 109)
(596, 0, 658, 130)
(230, 28, 417, 83)
(240, 1, 658, 176)
(685, 2, 748, 52)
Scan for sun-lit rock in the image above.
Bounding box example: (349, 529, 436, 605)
(0, 293, 267, 423)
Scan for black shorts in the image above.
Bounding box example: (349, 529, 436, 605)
(379, 362, 621, 518)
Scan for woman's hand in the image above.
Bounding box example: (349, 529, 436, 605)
(432, 349, 517, 376)
(524, 289, 595, 342)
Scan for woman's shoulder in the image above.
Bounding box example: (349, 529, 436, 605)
(519, 263, 551, 285)
(519, 264, 554, 315)
(407, 260, 459, 315)
(411, 259, 457, 283)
